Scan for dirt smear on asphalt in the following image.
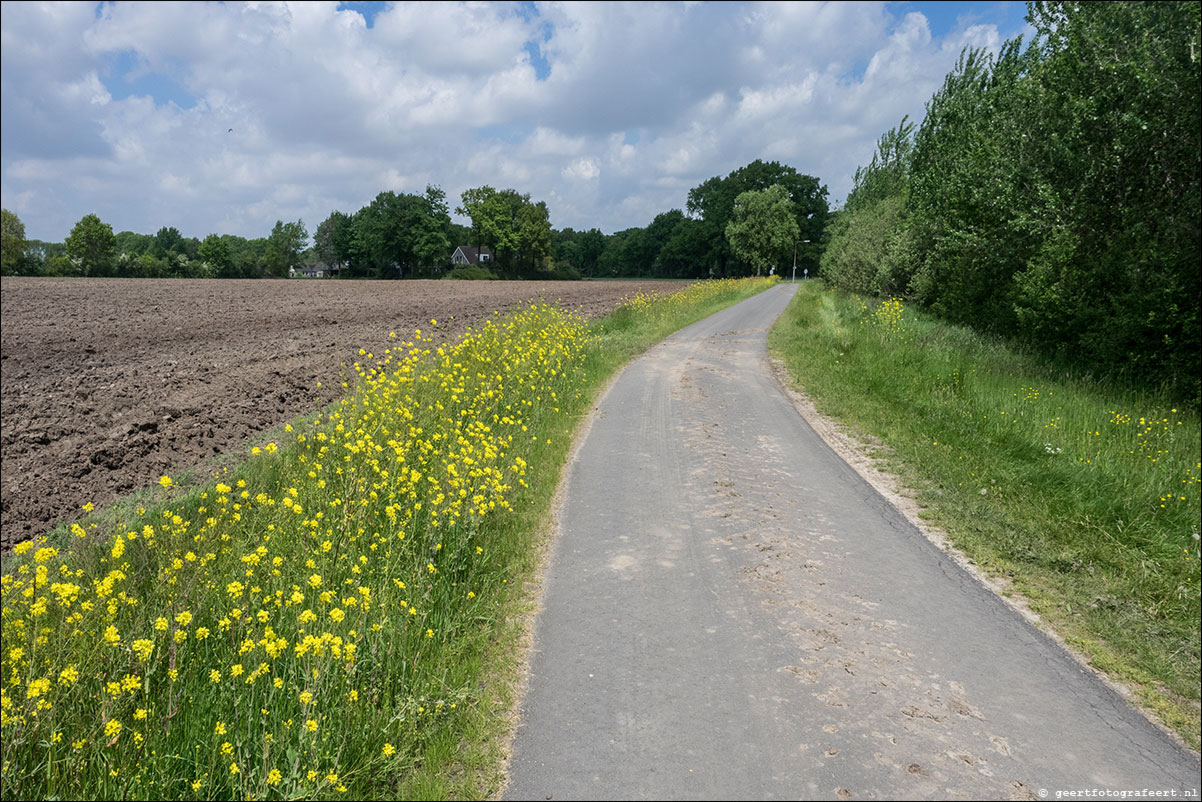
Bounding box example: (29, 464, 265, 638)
(0, 276, 678, 549)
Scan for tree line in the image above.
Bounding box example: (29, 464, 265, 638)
(0, 211, 310, 280)
(555, 160, 828, 280)
(820, 0, 1200, 402)
(2, 160, 829, 282)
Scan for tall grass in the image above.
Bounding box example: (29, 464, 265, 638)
(769, 282, 1201, 747)
(0, 277, 777, 800)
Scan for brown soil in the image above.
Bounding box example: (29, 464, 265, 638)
(1, 276, 680, 549)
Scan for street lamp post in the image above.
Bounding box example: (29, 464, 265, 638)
(792, 240, 811, 283)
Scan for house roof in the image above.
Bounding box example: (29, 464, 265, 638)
(453, 245, 493, 264)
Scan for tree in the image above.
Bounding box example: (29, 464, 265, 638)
(514, 197, 551, 273)
(314, 211, 353, 271)
(596, 228, 636, 277)
(152, 226, 185, 259)
(457, 186, 507, 255)
(457, 186, 552, 276)
(346, 192, 426, 278)
(1, 209, 28, 275)
(830, 0, 1201, 401)
(21, 239, 64, 276)
(907, 41, 1037, 329)
(234, 236, 268, 278)
(725, 185, 800, 276)
(577, 228, 607, 276)
(820, 118, 916, 296)
(412, 186, 453, 276)
(65, 213, 117, 277)
(263, 220, 308, 278)
(656, 216, 706, 278)
(687, 160, 828, 276)
(552, 228, 582, 272)
(115, 231, 155, 258)
(198, 234, 236, 278)
(1012, 0, 1200, 399)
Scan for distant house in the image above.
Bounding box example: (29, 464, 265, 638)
(290, 261, 337, 278)
(451, 246, 493, 266)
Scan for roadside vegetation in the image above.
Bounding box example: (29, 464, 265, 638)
(769, 282, 1201, 748)
(820, 1, 1199, 403)
(0, 276, 777, 800)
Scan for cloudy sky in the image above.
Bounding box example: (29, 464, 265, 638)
(1, 1, 1030, 243)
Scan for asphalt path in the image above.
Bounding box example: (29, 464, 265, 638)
(503, 284, 1200, 800)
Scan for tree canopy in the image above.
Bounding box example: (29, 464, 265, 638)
(337, 187, 451, 279)
(263, 220, 308, 278)
(725, 185, 800, 277)
(456, 186, 551, 277)
(1, 209, 27, 275)
(65, 214, 117, 277)
(820, 0, 1201, 402)
(687, 159, 828, 276)
(9, 158, 833, 287)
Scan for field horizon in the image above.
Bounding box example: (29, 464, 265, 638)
(0, 276, 694, 550)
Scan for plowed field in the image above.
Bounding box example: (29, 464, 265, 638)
(1, 277, 683, 549)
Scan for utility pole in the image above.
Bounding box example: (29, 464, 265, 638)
(792, 240, 810, 283)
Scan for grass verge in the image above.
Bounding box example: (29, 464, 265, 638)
(1, 276, 778, 800)
(768, 282, 1201, 749)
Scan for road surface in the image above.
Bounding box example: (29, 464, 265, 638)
(504, 284, 1200, 800)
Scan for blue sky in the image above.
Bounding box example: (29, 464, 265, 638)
(0, 1, 1031, 243)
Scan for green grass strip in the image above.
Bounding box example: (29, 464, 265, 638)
(1, 276, 778, 800)
(769, 282, 1201, 749)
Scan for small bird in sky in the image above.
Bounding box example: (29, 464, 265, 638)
(228, 128, 233, 133)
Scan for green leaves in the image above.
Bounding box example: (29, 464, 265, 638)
(1, 209, 27, 275)
(456, 186, 550, 276)
(264, 220, 308, 278)
(687, 160, 829, 277)
(345, 189, 450, 279)
(822, 1, 1200, 403)
(65, 213, 117, 277)
(724, 185, 799, 277)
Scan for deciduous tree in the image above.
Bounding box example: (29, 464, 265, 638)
(688, 160, 828, 276)
(65, 213, 117, 277)
(725, 185, 800, 277)
(1, 209, 27, 275)
(198, 234, 235, 278)
(263, 220, 308, 278)
(314, 211, 353, 271)
(457, 186, 551, 275)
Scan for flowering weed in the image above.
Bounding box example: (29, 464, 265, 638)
(1, 277, 776, 799)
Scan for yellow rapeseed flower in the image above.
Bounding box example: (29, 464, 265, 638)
(132, 639, 154, 661)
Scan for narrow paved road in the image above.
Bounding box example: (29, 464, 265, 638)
(504, 285, 1200, 800)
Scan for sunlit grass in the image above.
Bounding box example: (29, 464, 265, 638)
(770, 282, 1201, 748)
(1, 276, 777, 800)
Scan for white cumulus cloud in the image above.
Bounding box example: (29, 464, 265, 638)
(1, 0, 1030, 241)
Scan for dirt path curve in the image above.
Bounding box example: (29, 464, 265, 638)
(503, 284, 1199, 800)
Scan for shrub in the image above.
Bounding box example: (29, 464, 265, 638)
(443, 266, 499, 280)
